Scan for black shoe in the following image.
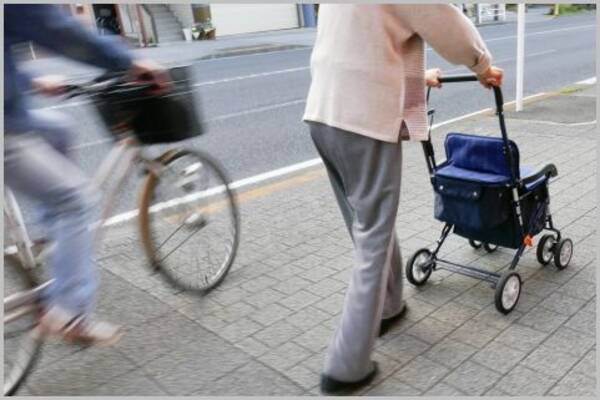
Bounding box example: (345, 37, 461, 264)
(320, 362, 379, 395)
(378, 304, 408, 338)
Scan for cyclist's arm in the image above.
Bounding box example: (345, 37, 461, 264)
(5, 5, 133, 72)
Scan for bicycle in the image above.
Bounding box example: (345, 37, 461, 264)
(3, 67, 240, 395)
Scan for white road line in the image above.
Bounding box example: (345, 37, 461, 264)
(511, 119, 596, 127)
(103, 90, 552, 227)
(206, 99, 305, 122)
(576, 77, 597, 85)
(193, 66, 309, 87)
(426, 24, 595, 51)
(484, 24, 596, 43)
(103, 158, 323, 227)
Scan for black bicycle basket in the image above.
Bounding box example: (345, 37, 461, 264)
(93, 65, 203, 144)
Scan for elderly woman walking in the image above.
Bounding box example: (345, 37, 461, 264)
(303, 4, 503, 395)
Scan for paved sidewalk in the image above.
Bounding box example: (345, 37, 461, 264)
(18, 84, 596, 396)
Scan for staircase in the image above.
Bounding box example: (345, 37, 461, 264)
(145, 4, 185, 44)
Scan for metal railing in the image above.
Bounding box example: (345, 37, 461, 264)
(476, 4, 506, 24)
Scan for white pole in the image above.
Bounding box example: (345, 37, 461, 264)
(516, 3, 525, 112)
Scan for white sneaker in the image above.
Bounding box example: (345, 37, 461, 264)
(35, 305, 123, 346)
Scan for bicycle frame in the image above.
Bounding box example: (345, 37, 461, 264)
(3, 133, 157, 318)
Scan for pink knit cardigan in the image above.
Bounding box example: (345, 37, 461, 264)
(303, 4, 492, 142)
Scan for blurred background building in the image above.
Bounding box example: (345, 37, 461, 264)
(60, 3, 318, 46)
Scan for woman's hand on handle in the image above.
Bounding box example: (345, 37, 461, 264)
(127, 59, 173, 95)
(425, 68, 442, 88)
(31, 75, 68, 96)
(477, 66, 504, 89)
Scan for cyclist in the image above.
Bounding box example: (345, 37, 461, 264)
(5, 5, 170, 345)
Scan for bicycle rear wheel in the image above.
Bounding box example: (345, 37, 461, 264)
(4, 253, 43, 396)
(139, 149, 240, 293)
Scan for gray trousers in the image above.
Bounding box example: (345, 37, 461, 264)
(309, 122, 404, 381)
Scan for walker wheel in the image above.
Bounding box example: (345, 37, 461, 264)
(553, 238, 573, 270)
(484, 243, 498, 253)
(406, 248, 434, 286)
(536, 234, 556, 265)
(469, 239, 482, 249)
(494, 271, 522, 314)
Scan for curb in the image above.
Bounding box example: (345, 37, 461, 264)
(197, 44, 309, 61)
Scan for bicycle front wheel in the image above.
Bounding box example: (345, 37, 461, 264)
(3, 253, 43, 396)
(139, 149, 240, 293)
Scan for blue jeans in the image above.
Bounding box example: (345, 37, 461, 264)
(4, 110, 99, 316)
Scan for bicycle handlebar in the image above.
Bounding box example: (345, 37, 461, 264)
(63, 73, 155, 100)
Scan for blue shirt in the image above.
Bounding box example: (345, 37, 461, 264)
(4, 5, 134, 133)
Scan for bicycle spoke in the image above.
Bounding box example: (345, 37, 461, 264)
(155, 219, 187, 252)
(158, 223, 205, 264)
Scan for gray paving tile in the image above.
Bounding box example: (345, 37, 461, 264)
(300, 352, 325, 374)
(428, 301, 480, 328)
(293, 323, 332, 352)
(313, 292, 345, 316)
(412, 284, 462, 307)
(395, 356, 450, 391)
(424, 381, 466, 396)
(520, 344, 580, 379)
(471, 340, 527, 374)
(564, 308, 596, 336)
(473, 304, 524, 330)
(220, 317, 264, 342)
(483, 386, 512, 396)
(29, 347, 137, 395)
(279, 290, 321, 311)
(494, 323, 549, 353)
(405, 317, 456, 345)
(304, 277, 346, 298)
(192, 360, 304, 396)
(518, 305, 570, 333)
(210, 286, 251, 307)
(402, 296, 438, 321)
(522, 278, 561, 297)
(240, 275, 278, 293)
(423, 338, 478, 369)
(253, 320, 304, 348)
(448, 319, 501, 348)
(548, 370, 597, 396)
(365, 377, 422, 396)
(570, 348, 596, 379)
(557, 277, 595, 301)
(543, 326, 595, 358)
(540, 291, 588, 316)
(114, 312, 203, 366)
(494, 365, 557, 396)
(84, 369, 167, 396)
(258, 341, 313, 371)
(281, 364, 320, 390)
(442, 360, 501, 395)
(378, 333, 431, 366)
(142, 335, 251, 395)
(249, 302, 293, 327)
(286, 306, 331, 330)
(234, 336, 270, 357)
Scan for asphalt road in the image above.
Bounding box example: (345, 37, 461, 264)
(16, 12, 596, 220)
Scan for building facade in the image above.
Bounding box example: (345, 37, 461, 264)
(66, 3, 316, 46)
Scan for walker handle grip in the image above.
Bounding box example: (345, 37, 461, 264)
(438, 74, 504, 113)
